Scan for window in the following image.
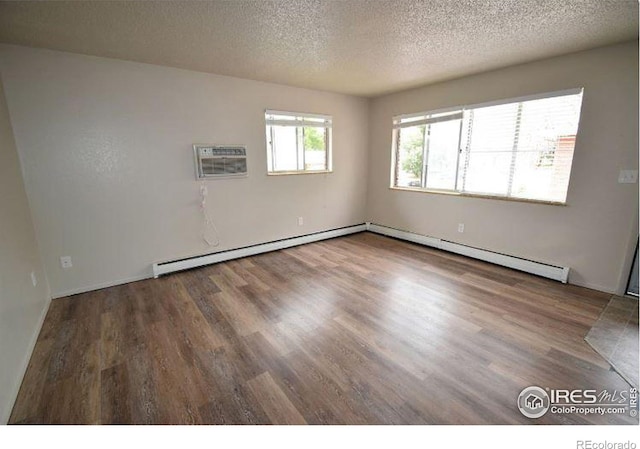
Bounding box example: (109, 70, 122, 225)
(265, 110, 332, 174)
(392, 89, 584, 203)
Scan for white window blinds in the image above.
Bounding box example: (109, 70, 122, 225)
(392, 88, 584, 203)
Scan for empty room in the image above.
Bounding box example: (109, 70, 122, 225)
(0, 0, 638, 444)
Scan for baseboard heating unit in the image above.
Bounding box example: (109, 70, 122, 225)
(152, 222, 569, 283)
(152, 223, 367, 277)
(366, 222, 570, 283)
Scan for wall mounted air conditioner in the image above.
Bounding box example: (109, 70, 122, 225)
(194, 144, 247, 179)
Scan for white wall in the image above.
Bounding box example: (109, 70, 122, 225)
(0, 75, 50, 424)
(0, 45, 369, 298)
(367, 41, 639, 294)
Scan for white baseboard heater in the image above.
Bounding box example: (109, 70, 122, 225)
(366, 223, 570, 283)
(152, 222, 569, 283)
(152, 224, 367, 277)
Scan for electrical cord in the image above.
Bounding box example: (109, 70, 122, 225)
(200, 184, 220, 247)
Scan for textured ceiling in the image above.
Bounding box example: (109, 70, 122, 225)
(0, 0, 637, 97)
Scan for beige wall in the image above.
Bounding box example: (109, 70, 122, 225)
(367, 41, 639, 294)
(0, 45, 369, 298)
(0, 76, 50, 423)
(0, 41, 637, 301)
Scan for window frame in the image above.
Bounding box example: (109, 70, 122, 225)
(390, 88, 583, 205)
(265, 109, 333, 175)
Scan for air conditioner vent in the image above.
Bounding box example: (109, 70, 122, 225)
(194, 144, 247, 179)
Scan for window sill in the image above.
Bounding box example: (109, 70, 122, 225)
(267, 170, 333, 176)
(389, 186, 567, 206)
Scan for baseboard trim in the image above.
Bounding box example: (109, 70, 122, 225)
(153, 223, 368, 277)
(51, 274, 151, 299)
(367, 222, 570, 283)
(3, 296, 51, 424)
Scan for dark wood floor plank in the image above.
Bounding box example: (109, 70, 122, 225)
(195, 347, 270, 425)
(8, 337, 54, 423)
(40, 340, 101, 424)
(9, 232, 638, 424)
(124, 346, 160, 424)
(101, 363, 131, 424)
(246, 371, 307, 424)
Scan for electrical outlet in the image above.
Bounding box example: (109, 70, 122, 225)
(30, 271, 37, 287)
(60, 256, 72, 269)
(298, 217, 304, 226)
(618, 170, 638, 184)
(458, 223, 465, 233)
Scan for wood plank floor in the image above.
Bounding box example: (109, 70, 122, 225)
(585, 296, 639, 388)
(10, 233, 638, 424)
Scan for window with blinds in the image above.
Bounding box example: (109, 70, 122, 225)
(391, 88, 584, 203)
(265, 110, 332, 174)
